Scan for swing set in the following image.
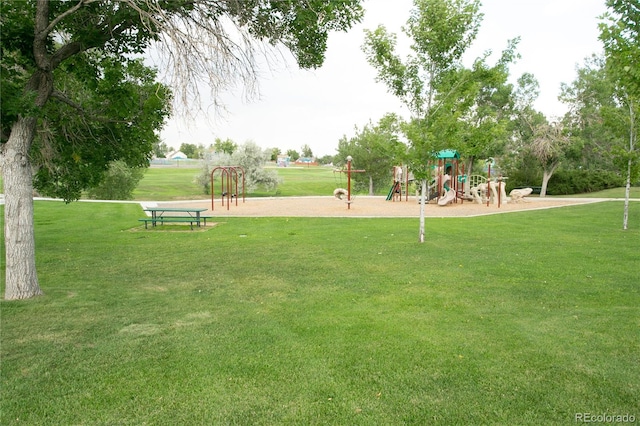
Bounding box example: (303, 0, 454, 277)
(210, 166, 245, 211)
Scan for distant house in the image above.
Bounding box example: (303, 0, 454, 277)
(295, 157, 317, 166)
(276, 155, 290, 167)
(166, 150, 188, 160)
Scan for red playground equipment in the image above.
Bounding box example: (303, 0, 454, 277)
(333, 156, 365, 209)
(210, 166, 245, 210)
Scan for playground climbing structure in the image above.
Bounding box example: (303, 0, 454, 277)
(386, 165, 410, 202)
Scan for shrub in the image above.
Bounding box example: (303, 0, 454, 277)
(195, 142, 281, 195)
(546, 169, 624, 195)
(86, 160, 145, 200)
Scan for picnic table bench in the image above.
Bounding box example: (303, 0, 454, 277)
(140, 207, 210, 230)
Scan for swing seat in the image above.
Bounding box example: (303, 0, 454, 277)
(333, 188, 348, 200)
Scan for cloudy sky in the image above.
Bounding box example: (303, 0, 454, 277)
(159, 0, 607, 157)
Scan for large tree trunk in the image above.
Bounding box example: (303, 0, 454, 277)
(2, 3, 54, 299)
(539, 162, 560, 198)
(1, 117, 43, 300)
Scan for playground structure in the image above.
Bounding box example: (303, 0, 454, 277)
(468, 176, 509, 206)
(402, 150, 531, 207)
(466, 159, 509, 207)
(431, 152, 523, 207)
(386, 165, 411, 202)
(433, 149, 461, 206)
(210, 166, 245, 211)
(333, 156, 365, 209)
(509, 187, 533, 203)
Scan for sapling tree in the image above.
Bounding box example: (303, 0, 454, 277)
(599, 0, 640, 230)
(363, 0, 483, 242)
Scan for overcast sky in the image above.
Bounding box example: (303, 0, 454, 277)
(159, 0, 607, 157)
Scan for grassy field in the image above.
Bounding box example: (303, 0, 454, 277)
(132, 165, 341, 200)
(1, 192, 639, 424)
(564, 186, 640, 199)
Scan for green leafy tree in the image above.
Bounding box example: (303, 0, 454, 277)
(213, 138, 238, 155)
(599, 0, 640, 230)
(441, 41, 520, 172)
(558, 55, 632, 197)
(269, 147, 282, 162)
(287, 149, 300, 162)
(301, 144, 314, 158)
(363, 0, 483, 242)
(501, 73, 547, 187)
(153, 141, 170, 158)
(337, 113, 405, 195)
(179, 143, 201, 159)
(317, 154, 335, 165)
(0, 0, 364, 300)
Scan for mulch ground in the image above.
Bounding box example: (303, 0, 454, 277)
(151, 196, 602, 218)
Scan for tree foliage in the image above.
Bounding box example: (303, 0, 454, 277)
(86, 160, 145, 200)
(599, 0, 640, 99)
(529, 121, 570, 197)
(559, 56, 620, 171)
(233, 141, 281, 192)
(301, 144, 314, 158)
(363, 0, 520, 241)
(429, 40, 519, 172)
(287, 149, 300, 161)
(336, 113, 405, 195)
(598, 0, 639, 229)
(213, 138, 238, 155)
(179, 143, 202, 159)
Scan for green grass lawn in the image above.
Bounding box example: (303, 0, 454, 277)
(568, 186, 640, 199)
(132, 165, 341, 200)
(1, 199, 639, 424)
(132, 166, 206, 200)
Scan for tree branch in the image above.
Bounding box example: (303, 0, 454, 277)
(50, 90, 85, 113)
(42, 0, 89, 37)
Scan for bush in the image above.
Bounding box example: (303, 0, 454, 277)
(195, 152, 233, 194)
(195, 142, 281, 195)
(86, 160, 145, 200)
(546, 169, 624, 195)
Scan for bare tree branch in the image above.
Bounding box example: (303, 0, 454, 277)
(119, 0, 289, 119)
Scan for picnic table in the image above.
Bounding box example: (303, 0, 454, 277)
(140, 207, 209, 230)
